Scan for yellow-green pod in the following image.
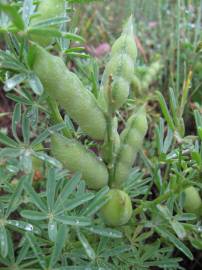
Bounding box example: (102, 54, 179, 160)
(113, 106, 148, 187)
(184, 186, 202, 214)
(110, 78, 130, 110)
(104, 54, 134, 83)
(115, 144, 135, 166)
(130, 75, 142, 98)
(32, 45, 106, 140)
(30, 0, 66, 46)
(141, 61, 162, 91)
(51, 134, 108, 190)
(100, 189, 132, 226)
(111, 16, 137, 60)
(99, 16, 137, 112)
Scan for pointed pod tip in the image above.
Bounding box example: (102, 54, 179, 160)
(123, 15, 134, 35)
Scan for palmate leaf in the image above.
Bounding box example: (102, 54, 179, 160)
(22, 0, 35, 27)
(30, 16, 69, 28)
(49, 224, 67, 268)
(0, 50, 26, 72)
(28, 27, 84, 43)
(56, 193, 95, 214)
(155, 227, 193, 260)
(20, 210, 47, 221)
(156, 91, 175, 131)
(84, 226, 122, 239)
(101, 245, 131, 257)
(6, 231, 15, 264)
(155, 118, 174, 156)
(5, 174, 28, 217)
(12, 103, 21, 142)
(31, 123, 66, 147)
(7, 220, 40, 235)
(0, 147, 21, 159)
(0, 3, 24, 30)
(16, 240, 30, 265)
(47, 168, 56, 212)
(27, 72, 44, 95)
(80, 186, 110, 216)
(22, 111, 30, 145)
(54, 173, 81, 211)
(48, 219, 57, 242)
(123, 168, 151, 197)
(25, 233, 47, 270)
(0, 225, 8, 258)
(4, 73, 27, 91)
(0, 132, 18, 148)
(76, 229, 96, 260)
(6, 93, 33, 105)
(23, 181, 47, 212)
(32, 152, 62, 168)
(54, 215, 91, 227)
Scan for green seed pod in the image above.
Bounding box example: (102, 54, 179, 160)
(130, 75, 142, 98)
(110, 78, 130, 110)
(32, 45, 106, 140)
(184, 186, 202, 214)
(99, 16, 137, 111)
(30, 0, 66, 47)
(113, 106, 148, 187)
(141, 61, 162, 91)
(111, 35, 137, 60)
(51, 134, 108, 189)
(100, 189, 132, 226)
(111, 16, 137, 59)
(104, 54, 134, 83)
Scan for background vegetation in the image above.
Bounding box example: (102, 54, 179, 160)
(0, 0, 202, 269)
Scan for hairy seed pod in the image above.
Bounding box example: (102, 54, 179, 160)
(30, 0, 66, 46)
(113, 106, 148, 187)
(32, 45, 106, 140)
(184, 186, 202, 214)
(99, 16, 137, 111)
(130, 75, 142, 98)
(51, 134, 108, 189)
(104, 54, 134, 82)
(141, 61, 162, 91)
(111, 35, 137, 60)
(111, 16, 137, 59)
(100, 189, 132, 226)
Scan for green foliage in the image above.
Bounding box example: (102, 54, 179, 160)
(0, 0, 202, 269)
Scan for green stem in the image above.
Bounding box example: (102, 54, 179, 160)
(134, 190, 173, 215)
(106, 75, 115, 186)
(194, 0, 202, 47)
(176, 0, 181, 97)
(47, 97, 72, 138)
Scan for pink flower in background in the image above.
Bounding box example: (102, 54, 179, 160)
(85, 43, 111, 57)
(148, 21, 158, 29)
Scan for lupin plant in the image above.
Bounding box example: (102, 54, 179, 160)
(0, 0, 202, 269)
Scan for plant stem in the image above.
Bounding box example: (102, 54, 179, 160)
(134, 190, 173, 215)
(176, 0, 181, 97)
(47, 97, 72, 138)
(106, 75, 115, 186)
